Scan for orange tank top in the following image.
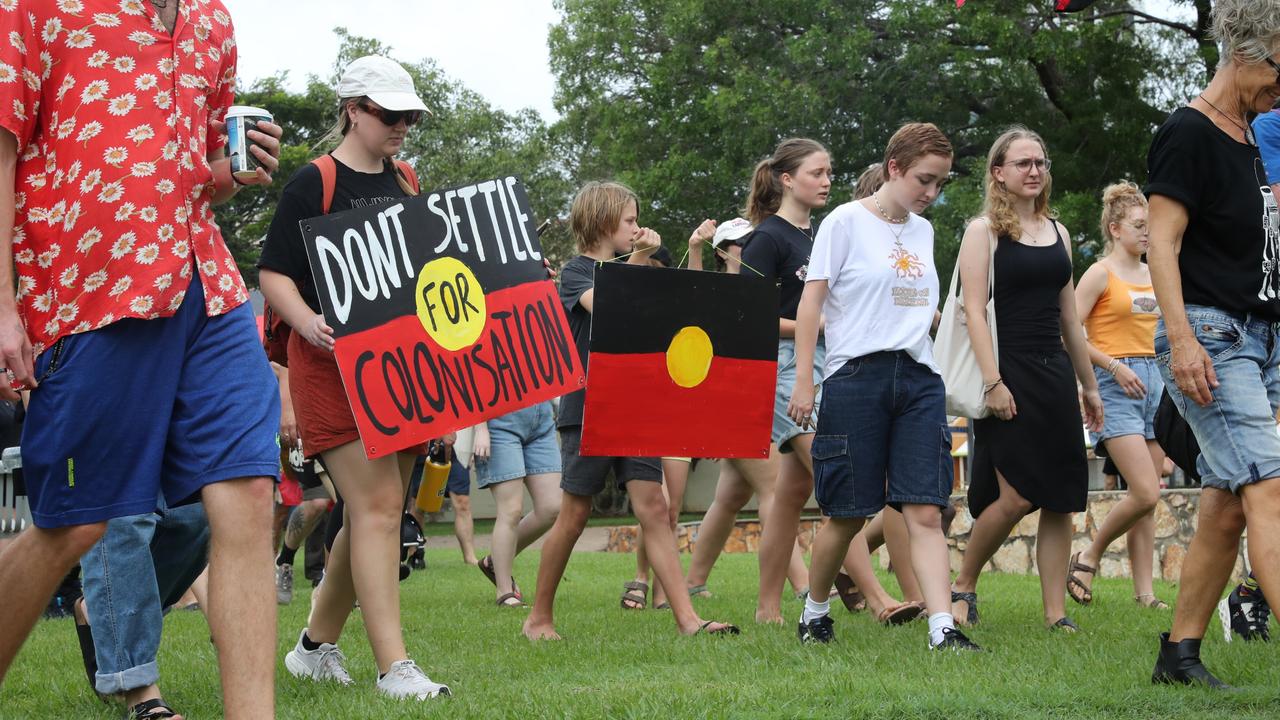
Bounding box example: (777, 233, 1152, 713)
(1084, 267, 1160, 358)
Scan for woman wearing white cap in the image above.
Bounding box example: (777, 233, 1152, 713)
(258, 55, 450, 701)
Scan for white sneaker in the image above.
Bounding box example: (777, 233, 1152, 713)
(276, 564, 294, 605)
(376, 659, 451, 700)
(284, 629, 354, 685)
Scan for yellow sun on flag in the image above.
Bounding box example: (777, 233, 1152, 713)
(666, 326, 713, 388)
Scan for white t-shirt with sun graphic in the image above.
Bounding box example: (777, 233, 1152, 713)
(807, 200, 940, 381)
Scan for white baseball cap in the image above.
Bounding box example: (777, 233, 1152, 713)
(337, 55, 431, 115)
(711, 217, 753, 248)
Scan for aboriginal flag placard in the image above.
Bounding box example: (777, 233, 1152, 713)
(580, 263, 778, 458)
(300, 176, 585, 459)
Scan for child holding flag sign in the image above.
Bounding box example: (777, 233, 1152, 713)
(522, 182, 740, 640)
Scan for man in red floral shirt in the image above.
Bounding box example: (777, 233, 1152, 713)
(0, 2, 283, 717)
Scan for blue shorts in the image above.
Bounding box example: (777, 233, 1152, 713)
(476, 402, 561, 488)
(1156, 306, 1280, 494)
(774, 338, 825, 452)
(21, 278, 281, 528)
(811, 352, 952, 518)
(1091, 357, 1163, 444)
(446, 457, 471, 497)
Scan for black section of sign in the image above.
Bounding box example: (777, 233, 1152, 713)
(589, 263, 778, 360)
(300, 176, 547, 339)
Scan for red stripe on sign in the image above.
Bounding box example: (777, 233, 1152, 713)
(579, 352, 775, 459)
(332, 280, 585, 459)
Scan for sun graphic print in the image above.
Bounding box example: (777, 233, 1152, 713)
(889, 245, 926, 279)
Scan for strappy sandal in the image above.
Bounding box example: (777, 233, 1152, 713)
(620, 581, 648, 610)
(833, 572, 866, 613)
(1067, 552, 1096, 606)
(1135, 593, 1170, 610)
(951, 590, 979, 626)
(1050, 617, 1081, 633)
(496, 592, 526, 608)
(128, 698, 182, 719)
(877, 602, 924, 626)
(696, 620, 740, 636)
(479, 556, 521, 599)
(688, 584, 712, 599)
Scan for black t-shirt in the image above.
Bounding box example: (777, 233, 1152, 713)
(739, 214, 817, 320)
(258, 156, 410, 314)
(556, 254, 597, 428)
(1145, 107, 1280, 319)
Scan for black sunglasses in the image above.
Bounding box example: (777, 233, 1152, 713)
(1268, 57, 1280, 85)
(358, 101, 424, 128)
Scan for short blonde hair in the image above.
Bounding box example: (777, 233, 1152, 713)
(569, 181, 638, 252)
(1213, 0, 1280, 67)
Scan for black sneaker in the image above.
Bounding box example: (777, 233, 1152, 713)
(931, 627, 982, 651)
(797, 614, 835, 643)
(1218, 581, 1270, 643)
(1151, 632, 1234, 690)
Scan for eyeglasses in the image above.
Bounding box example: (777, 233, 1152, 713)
(1267, 57, 1280, 85)
(1002, 158, 1051, 173)
(358, 101, 424, 128)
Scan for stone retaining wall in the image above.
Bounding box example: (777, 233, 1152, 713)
(604, 489, 1247, 583)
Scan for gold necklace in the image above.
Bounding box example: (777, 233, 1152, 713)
(872, 191, 908, 224)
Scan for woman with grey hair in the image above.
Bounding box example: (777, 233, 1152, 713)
(1146, 0, 1280, 690)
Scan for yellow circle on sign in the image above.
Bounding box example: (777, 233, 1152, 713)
(666, 326, 713, 388)
(414, 257, 486, 351)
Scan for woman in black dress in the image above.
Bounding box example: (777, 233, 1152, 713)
(949, 127, 1104, 631)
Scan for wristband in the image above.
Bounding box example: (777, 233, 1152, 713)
(1106, 358, 1120, 375)
(982, 378, 1003, 396)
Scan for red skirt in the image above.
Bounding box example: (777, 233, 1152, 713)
(287, 332, 427, 459)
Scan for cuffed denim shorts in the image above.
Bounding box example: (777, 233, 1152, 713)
(1091, 357, 1164, 445)
(774, 338, 825, 452)
(811, 351, 952, 518)
(1155, 305, 1280, 493)
(476, 402, 562, 488)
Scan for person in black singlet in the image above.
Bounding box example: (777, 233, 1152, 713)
(949, 127, 1104, 633)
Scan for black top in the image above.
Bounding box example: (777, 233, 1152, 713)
(993, 227, 1071, 351)
(258, 156, 410, 314)
(556, 254, 597, 427)
(739, 214, 817, 320)
(1146, 107, 1280, 319)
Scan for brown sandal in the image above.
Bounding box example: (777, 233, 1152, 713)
(876, 601, 924, 625)
(833, 572, 866, 613)
(1135, 593, 1170, 610)
(496, 592, 526, 608)
(620, 581, 648, 610)
(1067, 552, 1096, 606)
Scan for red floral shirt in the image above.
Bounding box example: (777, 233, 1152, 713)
(0, 0, 248, 354)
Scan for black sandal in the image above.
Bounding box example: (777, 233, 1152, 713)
(951, 590, 979, 626)
(1050, 617, 1081, 633)
(496, 592, 526, 608)
(129, 698, 181, 719)
(696, 620, 741, 636)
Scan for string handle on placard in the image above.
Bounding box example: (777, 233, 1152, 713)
(606, 245, 764, 278)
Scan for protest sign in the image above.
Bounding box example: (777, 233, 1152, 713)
(301, 176, 584, 459)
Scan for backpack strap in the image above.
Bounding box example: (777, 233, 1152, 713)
(393, 159, 420, 195)
(310, 154, 338, 214)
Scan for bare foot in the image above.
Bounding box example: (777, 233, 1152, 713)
(754, 609, 784, 625)
(522, 618, 561, 641)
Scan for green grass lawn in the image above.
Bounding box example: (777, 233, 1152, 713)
(4, 549, 1277, 719)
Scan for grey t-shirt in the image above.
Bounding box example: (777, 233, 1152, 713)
(556, 255, 597, 427)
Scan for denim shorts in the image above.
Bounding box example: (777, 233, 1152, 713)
(559, 426, 662, 497)
(810, 352, 952, 518)
(476, 402, 562, 488)
(1091, 357, 1164, 444)
(1155, 305, 1280, 493)
(774, 338, 825, 452)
